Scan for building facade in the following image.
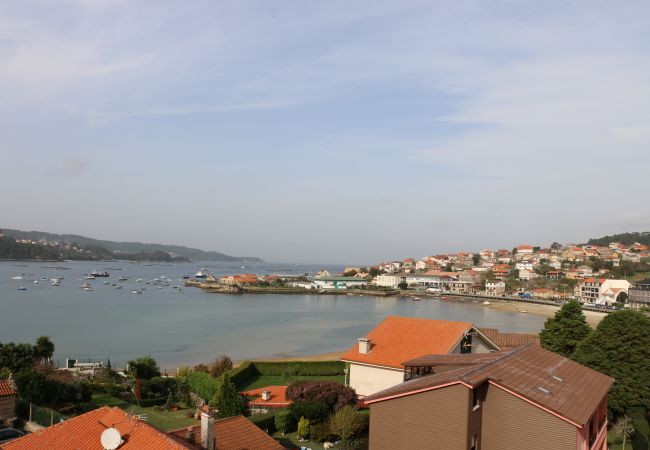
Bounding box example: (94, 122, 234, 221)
(629, 281, 650, 309)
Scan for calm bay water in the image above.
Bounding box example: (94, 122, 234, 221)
(0, 260, 545, 371)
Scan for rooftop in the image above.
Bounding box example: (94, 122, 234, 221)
(169, 415, 284, 450)
(340, 316, 482, 369)
(1, 406, 189, 450)
(0, 380, 16, 397)
(242, 386, 291, 408)
(365, 344, 614, 427)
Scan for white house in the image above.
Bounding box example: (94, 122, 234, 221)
(340, 316, 501, 397)
(313, 277, 367, 289)
(576, 278, 630, 305)
(374, 274, 403, 288)
(485, 281, 506, 296)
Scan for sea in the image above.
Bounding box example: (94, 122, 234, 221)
(0, 260, 545, 371)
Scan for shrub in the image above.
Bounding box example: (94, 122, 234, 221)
(286, 381, 357, 411)
(187, 370, 221, 402)
(137, 396, 167, 407)
(274, 410, 295, 435)
(14, 371, 91, 408)
(297, 416, 310, 439)
(329, 406, 366, 444)
(143, 377, 178, 399)
(289, 401, 330, 422)
(310, 422, 335, 443)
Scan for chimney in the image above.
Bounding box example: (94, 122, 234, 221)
(357, 338, 371, 354)
(186, 426, 195, 443)
(200, 408, 215, 450)
(261, 390, 271, 401)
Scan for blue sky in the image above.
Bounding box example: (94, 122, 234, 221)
(1, 0, 649, 264)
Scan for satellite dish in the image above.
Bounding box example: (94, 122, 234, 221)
(101, 428, 122, 450)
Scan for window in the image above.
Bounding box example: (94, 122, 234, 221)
(470, 434, 478, 450)
(460, 334, 473, 354)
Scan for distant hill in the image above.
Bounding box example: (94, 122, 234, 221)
(1, 228, 262, 262)
(587, 231, 650, 247)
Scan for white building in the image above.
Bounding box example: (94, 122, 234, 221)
(576, 278, 630, 305)
(485, 281, 506, 296)
(374, 274, 403, 288)
(340, 316, 500, 397)
(313, 277, 367, 290)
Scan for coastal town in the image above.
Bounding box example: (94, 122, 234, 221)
(188, 239, 650, 311)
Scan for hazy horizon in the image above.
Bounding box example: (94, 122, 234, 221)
(2, 1, 649, 264)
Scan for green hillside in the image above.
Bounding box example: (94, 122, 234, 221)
(587, 232, 650, 247)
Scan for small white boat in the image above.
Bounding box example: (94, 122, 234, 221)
(482, 301, 492, 306)
(136, 279, 143, 282)
(17, 286, 27, 291)
(195, 269, 209, 278)
(11, 275, 23, 280)
(81, 283, 92, 288)
(84, 275, 95, 280)
(115, 285, 122, 289)
(131, 290, 142, 294)
(118, 276, 128, 282)
(33, 280, 39, 284)
(51, 281, 61, 286)
(518, 309, 529, 313)
(83, 287, 93, 292)
(103, 281, 109, 285)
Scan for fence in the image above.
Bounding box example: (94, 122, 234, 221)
(28, 403, 69, 427)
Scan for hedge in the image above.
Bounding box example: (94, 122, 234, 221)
(244, 361, 345, 377)
(187, 371, 221, 402)
(137, 396, 168, 407)
(227, 362, 259, 389)
(249, 412, 277, 433)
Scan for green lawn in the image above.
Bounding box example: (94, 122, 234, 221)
(240, 375, 345, 391)
(607, 430, 630, 450)
(90, 393, 199, 431)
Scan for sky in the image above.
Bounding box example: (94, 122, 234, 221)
(1, 0, 649, 264)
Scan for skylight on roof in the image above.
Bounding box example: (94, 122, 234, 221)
(537, 386, 551, 394)
(552, 375, 564, 382)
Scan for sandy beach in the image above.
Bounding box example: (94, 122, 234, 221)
(485, 300, 606, 328)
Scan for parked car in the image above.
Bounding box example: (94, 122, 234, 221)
(0, 428, 26, 444)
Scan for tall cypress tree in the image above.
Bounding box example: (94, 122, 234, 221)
(212, 373, 242, 418)
(539, 300, 592, 357)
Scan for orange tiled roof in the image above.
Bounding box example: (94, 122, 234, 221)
(478, 328, 540, 350)
(340, 316, 476, 369)
(2, 407, 190, 450)
(516, 244, 534, 250)
(0, 380, 16, 397)
(242, 386, 292, 408)
(169, 416, 283, 450)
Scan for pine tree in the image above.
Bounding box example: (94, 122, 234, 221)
(572, 310, 650, 416)
(539, 301, 592, 357)
(297, 416, 310, 439)
(211, 374, 242, 418)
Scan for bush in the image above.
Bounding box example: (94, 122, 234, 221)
(209, 355, 233, 378)
(329, 406, 366, 444)
(252, 361, 345, 376)
(14, 371, 91, 408)
(286, 381, 357, 411)
(289, 401, 330, 422)
(629, 407, 650, 450)
(297, 416, 310, 439)
(274, 410, 295, 435)
(143, 377, 177, 399)
(310, 422, 335, 443)
(249, 412, 276, 433)
(187, 370, 221, 402)
(127, 356, 160, 380)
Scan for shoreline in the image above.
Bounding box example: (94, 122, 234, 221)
(484, 300, 605, 327)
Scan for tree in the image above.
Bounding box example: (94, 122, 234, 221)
(286, 381, 357, 411)
(329, 406, 364, 445)
(297, 416, 310, 439)
(165, 391, 175, 411)
(211, 374, 242, 418)
(472, 254, 481, 266)
(274, 410, 295, 435)
(614, 415, 635, 450)
(127, 356, 161, 380)
(0, 342, 35, 373)
(539, 301, 592, 357)
(572, 310, 650, 416)
(209, 355, 233, 378)
(193, 363, 210, 373)
(398, 281, 408, 290)
(33, 336, 55, 364)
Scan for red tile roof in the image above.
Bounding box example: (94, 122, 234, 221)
(365, 344, 614, 426)
(2, 407, 190, 450)
(477, 328, 540, 350)
(169, 416, 284, 450)
(242, 386, 292, 408)
(0, 380, 16, 397)
(340, 316, 477, 369)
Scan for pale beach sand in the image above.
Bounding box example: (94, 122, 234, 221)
(485, 301, 606, 328)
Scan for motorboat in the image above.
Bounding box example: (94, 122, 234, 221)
(81, 283, 92, 289)
(195, 269, 209, 278)
(131, 290, 142, 294)
(482, 301, 492, 306)
(83, 287, 93, 292)
(11, 275, 23, 280)
(17, 286, 27, 291)
(33, 280, 39, 284)
(91, 270, 110, 277)
(51, 280, 61, 286)
(84, 275, 96, 280)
